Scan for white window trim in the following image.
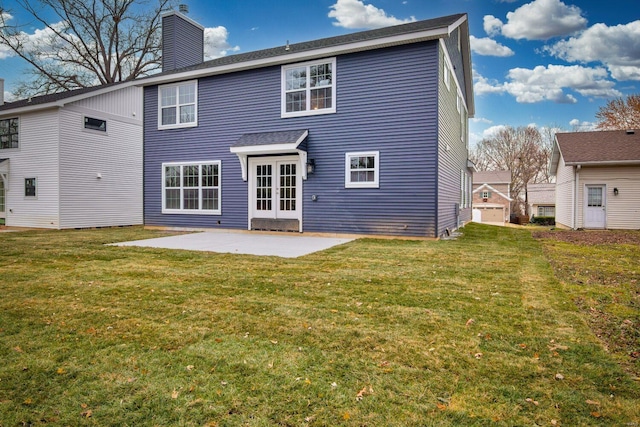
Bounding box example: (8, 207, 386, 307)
(443, 60, 450, 91)
(345, 151, 380, 189)
(158, 80, 198, 130)
(482, 191, 490, 199)
(162, 161, 221, 215)
(281, 57, 336, 118)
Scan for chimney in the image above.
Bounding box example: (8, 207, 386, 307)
(161, 9, 204, 72)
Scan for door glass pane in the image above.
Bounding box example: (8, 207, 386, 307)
(587, 187, 603, 207)
(279, 163, 296, 211)
(256, 164, 272, 211)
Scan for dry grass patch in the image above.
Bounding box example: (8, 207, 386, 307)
(0, 224, 638, 426)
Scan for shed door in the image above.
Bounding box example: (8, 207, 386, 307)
(584, 185, 606, 229)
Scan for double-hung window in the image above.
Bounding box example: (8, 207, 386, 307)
(0, 118, 19, 149)
(282, 58, 336, 117)
(345, 151, 379, 188)
(162, 161, 221, 214)
(158, 80, 198, 129)
(25, 177, 37, 198)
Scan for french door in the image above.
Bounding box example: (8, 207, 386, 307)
(249, 156, 301, 225)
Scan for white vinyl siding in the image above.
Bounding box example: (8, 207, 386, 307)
(554, 157, 575, 229)
(576, 166, 640, 230)
(58, 86, 143, 228)
(4, 110, 61, 228)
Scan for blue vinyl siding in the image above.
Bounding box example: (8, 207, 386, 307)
(161, 13, 204, 72)
(144, 41, 442, 237)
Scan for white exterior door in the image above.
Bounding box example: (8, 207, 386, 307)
(249, 156, 301, 222)
(584, 185, 606, 228)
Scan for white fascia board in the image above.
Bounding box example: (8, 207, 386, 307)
(565, 160, 640, 166)
(472, 183, 513, 201)
(0, 81, 137, 116)
(137, 28, 450, 87)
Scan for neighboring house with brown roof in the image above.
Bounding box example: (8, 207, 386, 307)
(472, 170, 512, 223)
(549, 129, 640, 229)
(0, 80, 143, 228)
(527, 183, 555, 219)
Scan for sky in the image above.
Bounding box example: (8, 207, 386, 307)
(0, 0, 639, 146)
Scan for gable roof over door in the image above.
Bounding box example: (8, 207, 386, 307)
(550, 129, 640, 174)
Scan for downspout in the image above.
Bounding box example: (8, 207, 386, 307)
(574, 164, 581, 229)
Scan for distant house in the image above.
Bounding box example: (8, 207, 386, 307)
(472, 170, 512, 223)
(137, 11, 475, 238)
(0, 81, 143, 229)
(527, 183, 555, 219)
(550, 129, 640, 229)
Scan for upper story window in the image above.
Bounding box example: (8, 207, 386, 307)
(482, 191, 490, 199)
(158, 80, 198, 129)
(345, 151, 379, 188)
(84, 117, 106, 132)
(443, 61, 450, 90)
(282, 58, 336, 118)
(0, 118, 19, 149)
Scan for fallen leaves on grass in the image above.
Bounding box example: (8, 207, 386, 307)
(465, 318, 475, 327)
(555, 373, 565, 380)
(525, 398, 539, 406)
(356, 385, 373, 401)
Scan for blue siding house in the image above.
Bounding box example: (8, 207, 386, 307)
(139, 11, 474, 238)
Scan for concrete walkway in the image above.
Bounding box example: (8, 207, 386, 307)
(111, 231, 355, 258)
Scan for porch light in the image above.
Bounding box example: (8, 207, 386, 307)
(307, 159, 316, 175)
(613, 187, 619, 196)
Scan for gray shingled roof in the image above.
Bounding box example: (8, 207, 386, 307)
(232, 129, 308, 148)
(473, 170, 512, 184)
(0, 81, 129, 113)
(555, 129, 640, 164)
(145, 13, 466, 78)
(527, 183, 555, 205)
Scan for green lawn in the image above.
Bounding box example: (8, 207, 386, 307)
(0, 223, 638, 426)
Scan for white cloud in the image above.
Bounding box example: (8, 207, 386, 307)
(472, 117, 493, 124)
(0, 12, 15, 59)
(204, 26, 240, 60)
(569, 118, 596, 130)
(483, 15, 503, 37)
(482, 125, 508, 139)
(474, 65, 621, 104)
(505, 65, 621, 102)
(546, 20, 640, 81)
(328, 0, 416, 29)
(501, 0, 587, 40)
(473, 73, 506, 96)
(470, 36, 514, 57)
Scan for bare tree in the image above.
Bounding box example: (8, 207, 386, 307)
(595, 94, 640, 130)
(470, 125, 554, 216)
(0, 0, 175, 97)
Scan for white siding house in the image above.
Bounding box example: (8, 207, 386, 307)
(0, 83, 143, 229)
(550, 129, 640, 230)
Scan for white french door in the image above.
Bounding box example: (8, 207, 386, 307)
(249, 156, 301, 224)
